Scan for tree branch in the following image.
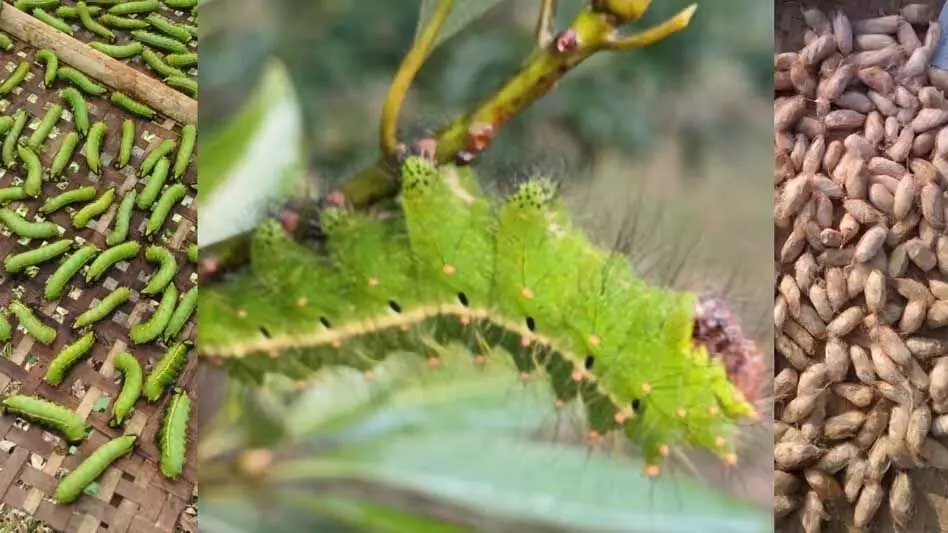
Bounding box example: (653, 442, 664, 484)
(535, 0, 558, 48)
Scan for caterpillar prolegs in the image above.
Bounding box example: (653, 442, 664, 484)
(198, 155, 763, 474)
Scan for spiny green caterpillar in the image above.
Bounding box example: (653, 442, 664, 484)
(73, 287, 131, 329)
(98, 14, 150, 30)
(53, 434, 136, 503)
(0, 187, 28, 204)
(49, 131, 80, 178)
(71, 186, 114, 229)
(84, 122, 108, 174)
(106, 190, 137, 245)
(145, 13, 191, 42)
(140, 139, 176, 177)
(143, 246, 177, 294)
(0, 311, 10, 341)
(145, 183, 186, 236)
(8, 300, 57, 345)
(163, 285, 196, 342)
(130, 30, 188, 54)
(186, 244, 197, 263)
(41, 186, 97, 214)
(141, 48, 187, 79)
(173, 124, 196, 179)
(116, 119, 135, 169)
(0, 33, 11, 51)
(85, 240, 139, 282)
(138, 158, 171, 210)
(164, 52, 197, 68)
(90, 41, 144, 59)
(57, 66, 107, 96)
(26, 103, 63, 151)
(143, 341, 188, 400)
(0, 62, 29, 96)
(76, 2, 115, 41)
(1, 395, 88, 443)
(0, 117, 13, 136)
(164, 76, 197, 98)
(163, 0, 197, 9)
(199, 156, 763, 473)
(55, 5, 103, 19)
(36, 49, 58, 88)
(45, 245, 99, 300)
(60, 87, 89, 138)
(32, 8, 74, 36)
(109, 0, 159, 15)
(131, 284, 177, 345)
(18, 146, 43, 197)
(45, 331, 96, 386)
(110, 352, 142, 426)
(158, 388, 189, 479)
(4, 238, 73, 274)
(14, 0, 59, 10)
(111, 91, 157, 119)
(0, 208, 61, 239)
(2, 110, 28, 168)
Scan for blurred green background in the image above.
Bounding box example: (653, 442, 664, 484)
(197, 0, 774, 531)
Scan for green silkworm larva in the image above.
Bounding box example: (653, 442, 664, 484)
(98, 14, 150, 30)
(164, 76, 196, 98)
(40, 185, 96, 214)
(116, 119, 134, 169)
(139, 139, 175, 177)
(73, 286, 130, 329)
(0, 62, 30, 96)
(0, 312, 10, 341)
(89, 40, 143, 59)
(164, 52, 197, 68)
(18, 146, 44, 197)
(32, 8, 75, 36)
(57, 66, 107, 95)
(145, 183, 186, 236)
(85, 241, 139, 282)
(158, 388, 189, 478)
(186, 244, 197, 263)
(1, 395, 88, 443)
(8, 300, 57, 345)
(109, 353, 142, 426)
(0, 187, 28, 205)
(4, 238, 73, 274)
(83, 121, 107, 174)
(140, 48, 187, 78)
(130, 30, 188, 54)
(0, 117, 13, 136)
(162, 285, 196, 342)
(143, 246, 177, 294)
(45, 331, 96, 386)
(26, 103, 63, 151)
(106, 190, 137, 245)
(13, 0, 60, 10)
(76, 2, 115, 41)
(49, 131, 80, 178)
(44, 245, 98, 300)
(36, 49, 58, 88)
(130, 284, 178, 346)
(145, 13, 191, 42)
(53, 435, 136, 504)
(2, 110, 28, 168)
(137, 157, 170, 210)
(143, 340, 187, 400)
(163, 0, 197, 8)
(0, 207, 61, 239)
(71, 186, 114, 229)
(0, 34, 10, 51)
(110, 91, 157, 119)
(109, 0, 159, 15)
(60, 87, 89, 138)
(55, 5, 102, 18)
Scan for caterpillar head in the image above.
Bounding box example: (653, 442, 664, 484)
(509, 177, 559, 210)
(400, 155, 440, 197)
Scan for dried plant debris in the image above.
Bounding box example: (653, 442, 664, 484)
(775, 4, 948, 532)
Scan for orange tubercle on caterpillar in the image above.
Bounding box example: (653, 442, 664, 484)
(521, 287, 534, 299)
(363, 370, 375, 382)
(640, 383, 652, 394)
(724, 453, 738, 467)
(236, 309, 247, 319)
(570, 368, 585, 382)
(296, 297, 308, 307)
(587, 431, 601, 444)
(643, 464, 661, 478)
(367, 277, 380, 287)
(587, 334, 601, 348)
(675, 407, 687, 419)
(459, 314, 471, 326)
(658, 444, 670, 457)
(331, 339, 342, 349)
(442, 264, 456, 276)
(427, 357, 441, 367)
(554, 399, 565, 409)
(472, 354, 488, 367)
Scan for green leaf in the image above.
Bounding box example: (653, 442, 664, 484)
(414, 0, 506, 52)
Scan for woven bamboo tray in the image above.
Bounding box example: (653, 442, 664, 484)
(0, 24, 197, 533)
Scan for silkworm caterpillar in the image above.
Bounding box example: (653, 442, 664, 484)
(71, 186, 114, 229)
(73, 287, 130, 329)
(18, 146, 44, 197)
(8, 300, 57, 345)
(76, 2, 115, 41)
(145, 13, 190, 42)
(164, 53, 197, 68)
(57, 66, 107, 96)
(0, 312, 10, 341)
(83, 122, 107, 174)
(36, 49, 58, 88)
(40, 185, 96, 214)
(0, 117, 13, 136)
(0, 33, 11, 51)
(144, 342, 188, 401)
(109, 352, 142, 426)
(106, 190, 137, 245)
(145, 183, 186, 236)
(85, 241, 139, 282)
(14, 0, 59, 10)
(164, 76, 196, 98)
(158, 388, 189, 478)
(0, 62, 30, 96)
(44, 245, 99, 300)
(45, 331, 96, 386)
(0, 208, 61, 239)
(32, 8, 74, 35)
(60, 87, 89, 138)
(139, 139, 175, 177)
(110, 91, 157, 119)
(89, 40, 143, 59)
(0, 187, 27, 205)
(143, 246, 177, 295)
(98, 14, 149, 30)
(137, 158, 170, 209)
(200, 157, 762, 474)
(116, 119, 134, 169)
(109, 0, 159, 15)
(4, 238, 73, 274)
(49, 131, 79, 178)
(2, 110, 28, 168)
(162, 285, 196, 342)
(130, 283, 178, 345)
(186, 244, 197, 263)
(26, 103, 63, 151)
(55, 5, 102, 18)
(163, 0, 197, 8)
(53, 435, 136, 504)
(130, 30, 189, 54)
(140, 48, 187, 79)
(1, 395, 88, 443)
